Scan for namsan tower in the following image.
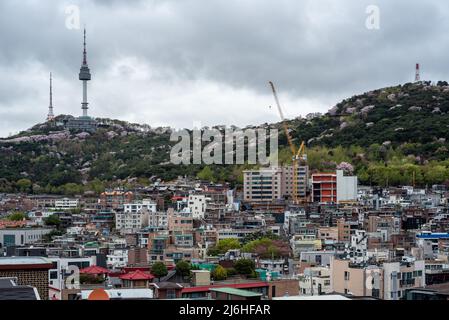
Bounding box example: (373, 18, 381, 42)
(47, 72, 55, 121)
(66, 27, 97, 132)
(79, 28, 91, 117)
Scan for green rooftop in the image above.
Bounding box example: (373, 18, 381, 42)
(210, 287, 262, 297)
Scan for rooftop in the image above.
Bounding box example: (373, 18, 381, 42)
(0, 257, 52, 266)
(81, 288, 153, 300)
(0, 277, 40, 300)
(119, 270, 154, 281)
(80, 265, 109, 275)
(181, 281, 268, 293)
(210, 287, 262, 297)
(273, 294, 351, 301)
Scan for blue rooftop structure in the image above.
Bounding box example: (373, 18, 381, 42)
(416, 233, 449, 239)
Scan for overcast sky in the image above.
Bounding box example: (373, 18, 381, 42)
(0, 0, 448, 137)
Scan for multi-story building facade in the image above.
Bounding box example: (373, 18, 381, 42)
(312, 173, 337, 203)
(336, 170, 358, 203)
(311, 170, 357, 204)
(299, 266, 332, 296)
(107, 249, 128, 269)
(115, 199, 158, 233)
(331, 258, 425, 300)
(54, 198, 79, 210)
(0, 257, 53, 300)
(0, 228, 53, 248)
(99, 190, 134, 209)
(243, 167, 283, 202)
(243, 166, 309, 203)
(188, 195, 207, 219)
(48, 256, 96, 300)
(123, 199, 157, 214)
(383, 260, 426, 300)
(337, 218, 360, 243)
(281, 165, 309, 200)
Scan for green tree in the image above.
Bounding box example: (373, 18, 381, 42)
(86, 178, 106, 194)
(16, 178, 32, 193)
(242, 238, 290, 259)
(234, 259, 255, 276)
(207, 239, 241, 256)
(42, 229, 63, 242)
(211, 265, 227, 281)
(8, 212, 27, 221)
(423, 165, 448, 185)
(197, 166, 214, 182)
(44, 214, 61, 227)
(151, 262, 168, 280)
(175, 260, 191, 278)
(242, 231, 279, 243)
(62, 183, 84, 196)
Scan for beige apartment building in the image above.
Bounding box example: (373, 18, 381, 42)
(331, 258, 425, 300)
(243, 167, 283, 202)
(281, 165, 309, 199)
(337, 218, 360, 243)
(243, 166, 308, 202)
(317, 226, 339, 241)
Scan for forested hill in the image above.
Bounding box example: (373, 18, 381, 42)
(2, 80, 449, 194)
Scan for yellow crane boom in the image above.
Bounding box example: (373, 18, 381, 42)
(269, 81, 296, 156)
(269, 81, 307, 203)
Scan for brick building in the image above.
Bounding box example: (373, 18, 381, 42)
(0, 257, 53, 300)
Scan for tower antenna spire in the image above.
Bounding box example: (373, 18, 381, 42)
(83, 27, 87, 65)
(415, 63, 421, 82)
(47, 72, 55, 121)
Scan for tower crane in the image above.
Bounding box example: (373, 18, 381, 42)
(269, 81, 307, 204)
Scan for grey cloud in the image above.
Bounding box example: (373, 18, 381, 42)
(0, 0, 448, 137)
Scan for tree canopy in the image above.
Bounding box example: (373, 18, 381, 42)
(151, 262, 168, 279)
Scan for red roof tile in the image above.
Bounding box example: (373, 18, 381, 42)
(119, 269, 155, 281)
(80, 265, 109, 275)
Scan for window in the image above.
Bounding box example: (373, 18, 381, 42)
(344, 271, 350, 281)
(165, 289, 177, 299)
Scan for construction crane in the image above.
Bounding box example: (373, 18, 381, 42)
(269, 81, 307, 203)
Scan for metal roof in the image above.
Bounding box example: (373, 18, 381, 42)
(0, 257, 52, 265)
(210, 287, 262, 297)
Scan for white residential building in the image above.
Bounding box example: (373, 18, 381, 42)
(27, 211, 56, 225)
(300, 267, 332, 296)
(283, 210, 306, 234)
(48, 256, 96, 300)
(116, 199, 158, 233)
(188, 195, 207, 219)
(336, 170, 358, 203)
(107, 249, 128, 269)
(383, 260, 425, 300)
(258, 259, 286, 274)
(55, 198, 79, 210)
(123, 199, 157, 213)
(0, 228, 53, 247)
(348, 230, 368, 264)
